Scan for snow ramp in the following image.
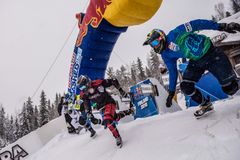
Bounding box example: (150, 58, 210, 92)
(10, 95, 240, 160)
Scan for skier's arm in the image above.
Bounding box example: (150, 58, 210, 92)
(82, 96, 92, 114)
(163, 57, 178, 92)
(162, 57, 178, 107)
(103, 79, 128, 97)
(174, 19, 219, 34)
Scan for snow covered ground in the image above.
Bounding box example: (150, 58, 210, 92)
(26, 94, 240, 160)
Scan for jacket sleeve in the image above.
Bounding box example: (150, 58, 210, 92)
(102, 78, 121, 89)
(174, 19, 220, 34)
(81, 93, 92, 113)
(163, 56, 178, 92)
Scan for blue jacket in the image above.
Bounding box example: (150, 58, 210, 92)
(161, 19, 220, 92)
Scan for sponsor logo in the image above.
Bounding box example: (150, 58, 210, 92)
(168, 42, 180, 52)
(75, 0, 112, 47)
(137, 97, 149, 109)
(184, 22, 192, 32)
(0, 144, 28, 160)
(68, 48, 83, 97)
(185, 34, 203, 55)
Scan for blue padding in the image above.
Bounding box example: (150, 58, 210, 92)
(81, 49, 111, 60)
(68, 17, 127, 98)
(78, 18, 128, 80)
(80, 68, 105, 79)
(80, 57, 108, 69)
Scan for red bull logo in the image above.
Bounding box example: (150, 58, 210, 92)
(76, 0, 112, 47)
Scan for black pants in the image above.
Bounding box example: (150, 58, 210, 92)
(181, 46, 238, 104)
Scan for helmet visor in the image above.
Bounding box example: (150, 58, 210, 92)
(150, 39, 160, 48)
(78, 85, 87, 91)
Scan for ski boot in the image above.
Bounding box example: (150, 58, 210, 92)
(115, 136, 123, 148)
(75, 126, 83, 134)
(129, 106, 136, 116)
(121, 107, 136, 116)
(88, 127, 97, 138)
(194, 98, 214, 118)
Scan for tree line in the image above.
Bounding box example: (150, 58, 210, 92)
(106, 51, 165, 91)
(212, 0, 240, 21)
(0, 91, 63, 149)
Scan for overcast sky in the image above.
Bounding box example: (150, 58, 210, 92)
(0, 0, 230, 114)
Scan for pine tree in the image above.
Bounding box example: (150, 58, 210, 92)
(26, 97, 35, 132)
(214, 2, 226, 21)
(9, 116, 16, 143)
(14, 117, 21, 141)
(137, 57, 146, 81)
(106, 67, 115, 78)
(19, 103, 30, 137)
(230, 0, 240, 13)
(0, 105, 6, 148)
(4, 115, 15, 144)
(130, 61, 137, 85)
(53, 93, 61, 118)
(149, 51, 164, 84)
(39, 90, 49, 126)
(47, 99, 54, 120)
(145, 66, 153, 77)
(33, 105, 39, 130)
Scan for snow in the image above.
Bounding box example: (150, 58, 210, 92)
(26, 95, 240, 160)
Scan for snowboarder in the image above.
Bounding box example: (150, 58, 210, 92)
(143, 19, 240, 118)
(61, 96, 97, 137)
(77, 75, 134, 147)
(57, 96, 77, 134)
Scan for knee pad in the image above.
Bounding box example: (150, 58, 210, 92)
(91, 117, 101, 125)
(222, 80, 239, 95)
(180, 81, 195, 96)
(79, 116, 86, 126)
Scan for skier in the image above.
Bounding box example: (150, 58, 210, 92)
(61, 96, 98, 137)
(143, 19, 240, 118)
(57, 96, 76, 134)
(77, 75, 134, 147)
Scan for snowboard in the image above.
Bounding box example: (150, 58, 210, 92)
(194, 109, 215, 119)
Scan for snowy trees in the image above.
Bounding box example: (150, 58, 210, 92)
(0, 91, 64, 149)
(212, 0, 240, 21)
(0, 105, 6, 148)
(230, 0, 240, 14)
(106, 55, 164, 91)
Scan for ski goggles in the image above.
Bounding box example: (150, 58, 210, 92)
(78, 85, 87, 91)
(150, 39, 160, 48)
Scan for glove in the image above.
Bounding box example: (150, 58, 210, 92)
(218, 22, 240, 33)
(112, 78, 121, 88)
(166, 91, 175, 108)
(87, 112, 94, 119)
(119, 88, 128, 98)
(86, 112, 101, 125)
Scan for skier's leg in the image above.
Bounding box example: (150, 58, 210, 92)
(207, 47, 238, 95)
(115, 108, 134, 121)
(64, 114, 76, 134)
(181, 59, 214, 117)
(180, 61, 206, 105)
(79, 115, 96, 138)
(103, 104, 122, 147)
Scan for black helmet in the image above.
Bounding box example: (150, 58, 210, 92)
(77, 75, 91, 91)
(143, 29, 166, 54)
